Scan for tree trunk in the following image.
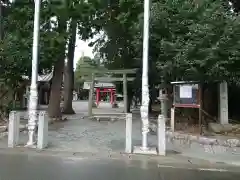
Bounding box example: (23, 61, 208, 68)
(127, 85, 133, 112)
(47, 57, 65, 119)
(62, 20, 77, 114)
(47, 19, 67, 119)
(148, 98, 153, 113)
(127, 95, 132, 112)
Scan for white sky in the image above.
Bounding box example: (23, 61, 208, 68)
(73, 37, 94, 69)
(73, 31, 105, 69)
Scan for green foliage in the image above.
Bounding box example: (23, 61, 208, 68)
(74, 55, 108, 88)
(91, 0, 240, 85)
(147, 0, 240, 83)
(0, 0, 101, 116)
(0, 1, 63, 86)
(76, 56, 97, 74)
(2, 0, 240, 108)
(0, 0, 99, 86)
(74, 56, 97, 87)
(93, 0, 142, 69)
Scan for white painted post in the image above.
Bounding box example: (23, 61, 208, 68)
(26, 0, 41, 147)
(158, 114, 166, 156)
(125, 113, 132, 153)
(170, 107, 175, 131)
(37, 111, 48, 149)
(140, 0, 150, 151)
(8, 111, 20, 148)
(133, 0, 157, 155)
(219, 81, 228, 124)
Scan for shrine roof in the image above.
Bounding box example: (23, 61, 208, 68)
(94, 82, 115, 88)
(22, 72, 53, 82)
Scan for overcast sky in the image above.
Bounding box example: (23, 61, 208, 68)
(73, 31, 105, 69)
(73, 37, 94, 69)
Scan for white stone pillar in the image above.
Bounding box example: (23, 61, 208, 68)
(37, 111, 48, 149)
(159, 89, 168, 118)
(125, 113, 132, 153)
(8, 111, 20, 148)
(219, 81, 228, 124)
(158, 114, 166, 156)
(123, 73, 128, 113)
(170, 107, 175, 131)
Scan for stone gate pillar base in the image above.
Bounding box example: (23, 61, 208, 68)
(133, 146, 157, 155)
(37, 111, 48, 149)
(158, 115, 166, 156)
(8, 111, 20, 148)
(125, 113, 133, 153)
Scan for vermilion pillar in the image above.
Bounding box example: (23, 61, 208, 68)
(113, 89, 116, 103)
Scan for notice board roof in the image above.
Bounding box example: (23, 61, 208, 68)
(171, 81, 199, 85)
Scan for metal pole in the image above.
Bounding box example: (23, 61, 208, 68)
(26, 0, 41, 146)
(140, 0, 150, 150)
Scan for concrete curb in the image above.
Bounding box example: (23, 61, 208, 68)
(166, 131, 240, 148)
(0, 147, 181, 161)
(0, 147, 239, 171)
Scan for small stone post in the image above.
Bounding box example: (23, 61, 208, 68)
(88, 73, 95, 116)
(125, 113, 132, 153)
(8, 111, 20, 148)
(170, 107, 175, 131)
(158, 114, 166, 156)
(37, 111, 48, 149)
(219, 81, 228, 124)
(159, 89, 168, 119)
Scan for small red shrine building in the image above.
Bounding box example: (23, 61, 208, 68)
(83, 81, 116, 106)
(94, 82, 116, 106)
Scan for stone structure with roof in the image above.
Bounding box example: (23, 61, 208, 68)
(22, 72, 54, 107)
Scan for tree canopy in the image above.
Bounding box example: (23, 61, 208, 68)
(90, 0, 240, 86)
(2, 0, 240, 115)
(0, 0, 104, 116)
(74, 56, 97, 87)
(2, 0, 239, 86)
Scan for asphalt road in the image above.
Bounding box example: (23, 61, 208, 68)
(0, 153, 239, 180)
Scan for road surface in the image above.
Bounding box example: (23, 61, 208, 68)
(0, 152, 239, 180)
